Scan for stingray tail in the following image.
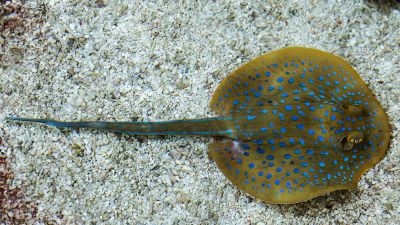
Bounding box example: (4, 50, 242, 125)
(6, 117, 234, 137)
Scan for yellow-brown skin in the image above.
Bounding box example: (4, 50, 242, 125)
(208, 47, 391, 204)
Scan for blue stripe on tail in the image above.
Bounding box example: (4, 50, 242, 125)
(6, 117, 77, 128)
(6, 117, 234, 137)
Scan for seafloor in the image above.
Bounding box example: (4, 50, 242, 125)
(1, 0, 399, 224)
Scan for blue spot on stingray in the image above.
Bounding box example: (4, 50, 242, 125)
(318, 136, 324, 142)
(256, 147, 265, 154)
(258, 171, 264, 176)
(277, 77, 284, 83)
(284, 154, 292, 159)
(344, 157, 349, 162)
(258, 86, 264, 90)
(306, 150, 314, 155)
(285, 105, 293, 111)
(276, 167, 283, 172)
(292, 115, 299, 121)
(331, 115, 336, 121)
(268, 86, 275, 91)
(265, 71, 271, 77)
(319, 162, 326, 167)
(293, 90, 300, 94)
(247, 115, 256, 120)
(275, 180, 280, 185)
(302, 172, 310, 178)
(267, 155, 275, 160)
(301, 162, 308, 167)
(308, 129, 315, 135)
(237, 158, 242, 164)
(260, 127, 267, 132)
(233, 100, 239, 106)
(297, 124, 305, 130)
(288, 77, 295, 84)
(320, 151, 329, 156)
(248, 163, 255, 169)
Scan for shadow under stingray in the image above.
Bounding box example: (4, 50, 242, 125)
(364, 0, 399, 14)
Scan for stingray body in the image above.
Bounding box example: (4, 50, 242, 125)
(7, 47, 390, 204)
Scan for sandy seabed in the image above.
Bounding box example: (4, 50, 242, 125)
(1, 0, 399, 224)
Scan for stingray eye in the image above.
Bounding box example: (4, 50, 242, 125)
(340, 131, 364, 151)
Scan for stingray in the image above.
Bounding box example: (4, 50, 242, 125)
(7, 47, 391, 204)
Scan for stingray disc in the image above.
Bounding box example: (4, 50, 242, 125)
(208, 46, 390, 204)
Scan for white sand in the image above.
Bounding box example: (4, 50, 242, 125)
(1, 0, 399, 224)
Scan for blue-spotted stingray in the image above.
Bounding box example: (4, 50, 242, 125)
(7, 47, 390, 204)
